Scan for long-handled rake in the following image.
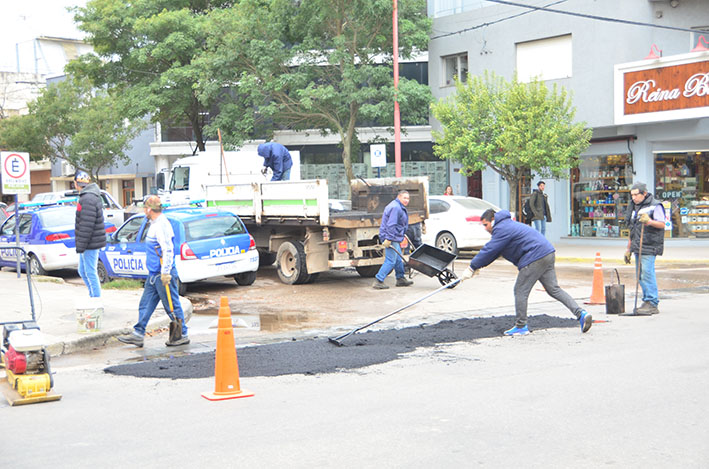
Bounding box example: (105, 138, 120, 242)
(328, 278, 461, 346)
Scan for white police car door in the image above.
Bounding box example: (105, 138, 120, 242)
(102, 215, 149, 277)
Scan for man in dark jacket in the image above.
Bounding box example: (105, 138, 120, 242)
(74, 171, 106, 298)
(460, 209, 592, 336)
(257, 142, 293, 181)
(622, 182, 665, 315)
(373, 191, 413, 289)
(530, 181, 552, 236)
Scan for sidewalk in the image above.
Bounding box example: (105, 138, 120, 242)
(553, 239, 709, 264)
(0, 271, 192, 357)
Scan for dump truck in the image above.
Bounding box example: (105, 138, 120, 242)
(204, 177, 428, 284)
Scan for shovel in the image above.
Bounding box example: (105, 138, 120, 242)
(156, 247, 183, 342)
(328, 278, 461, 346)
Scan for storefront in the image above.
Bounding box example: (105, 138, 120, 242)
(567, 51, 709, 240)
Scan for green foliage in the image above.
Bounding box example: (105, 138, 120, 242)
(198, 0, 432, 181)
(102, 278, 143, 290)
(70, 0, 229, 151)
(0, 77, 144, 180)
(432, 71, 591, 212)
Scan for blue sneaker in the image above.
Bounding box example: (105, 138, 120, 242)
(504, 325, 529, 336)
(579, 311, 592, 333)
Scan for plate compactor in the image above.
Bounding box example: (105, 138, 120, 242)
(0, 247, 61, 406)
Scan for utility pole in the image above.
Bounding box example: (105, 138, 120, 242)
(393, 0, 402, 177)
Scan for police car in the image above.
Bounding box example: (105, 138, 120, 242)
(98, 207, 259, 294)
(0, 204, 116, 275)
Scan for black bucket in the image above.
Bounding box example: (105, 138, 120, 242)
(605, 269, 625, 315)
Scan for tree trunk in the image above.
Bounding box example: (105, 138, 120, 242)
(341, 132, 354, 184)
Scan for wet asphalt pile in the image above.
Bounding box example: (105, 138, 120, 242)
(104, 314, 577, 379)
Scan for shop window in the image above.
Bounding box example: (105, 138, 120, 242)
(570, 154, 632, 238)
(655, 152, 709, 238)
(442, 53, 468, 86)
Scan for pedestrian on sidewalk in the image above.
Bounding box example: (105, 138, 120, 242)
(257, 141, 293, 181)
(530, 181, 552, 236)
(73, 171, 105, 298)
(622, 182, 666, 315)
(459, 209, 592, 336)
(373, 190, 413, 289)
(118, 196, 189, 347)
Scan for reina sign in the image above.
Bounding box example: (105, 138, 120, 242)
(614, 54, 709, 124)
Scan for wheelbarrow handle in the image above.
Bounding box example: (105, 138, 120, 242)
(379, 243, 408, 263)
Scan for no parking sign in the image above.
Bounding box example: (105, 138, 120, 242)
(1, 151, 31, 194)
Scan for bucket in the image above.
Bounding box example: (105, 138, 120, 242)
(605, 269, 625, 315)
(76, 298, 104, 333)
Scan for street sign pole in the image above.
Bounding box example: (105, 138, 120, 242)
(14, 194, 20, 277)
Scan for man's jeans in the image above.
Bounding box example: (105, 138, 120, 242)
(513, 252, 582, 327)
(637, 253, 659, 306)
(375, 242, 405, 282)
(78, 249, 101, 298)
(134, 267, 187, 337)
(533, 218, 547, 236)
(280, 168, 291, 181)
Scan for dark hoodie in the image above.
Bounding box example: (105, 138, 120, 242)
(75, 183, 106, 253)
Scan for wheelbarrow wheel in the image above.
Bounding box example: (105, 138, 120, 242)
(437, 269, 458, 288)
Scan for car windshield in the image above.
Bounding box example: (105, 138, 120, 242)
(454, 198, 498, 211)
(184, 215, 246, 241)
(38, 208, 76, 228)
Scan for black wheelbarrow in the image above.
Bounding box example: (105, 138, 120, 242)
(404, 244, 458, 288)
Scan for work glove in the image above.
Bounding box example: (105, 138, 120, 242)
(161, 273, 172, 286)
(623, 251, 632, 265)
(638, 213, 651, 225)
(381, 239, 392, 249)
(261, 167, 268, 176)
(460, 267, 477, 282)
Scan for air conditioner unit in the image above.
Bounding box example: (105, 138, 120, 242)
(62, 161, 75, 176)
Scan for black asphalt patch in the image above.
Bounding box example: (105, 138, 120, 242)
(104, 314, 578, 379)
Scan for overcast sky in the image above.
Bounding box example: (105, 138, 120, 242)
(0, 0, 87, 72)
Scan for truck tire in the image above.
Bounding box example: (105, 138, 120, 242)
(276, 241, 310, 285)
(234, 271, 257, 286)
(258, 250, 277, 267)
(355, 265, 380, 278)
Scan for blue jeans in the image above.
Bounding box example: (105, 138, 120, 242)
(636, 253, 659, 306)
(134, 267, 187, 337)
(533, 218, 547, 236)
(375, 242, 405, 282)
(78, 249, 101, 298)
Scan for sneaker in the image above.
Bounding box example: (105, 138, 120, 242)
(579, 311, 592, 333)
(504, 325, 529, 336)
(372, 280, 389, 290)
(633, 302, 654, 316)
(396, 277, 413, 287)
(165, 335, 190, 347)
(650, 304, 660, 315)
(117, 333, 144, 347)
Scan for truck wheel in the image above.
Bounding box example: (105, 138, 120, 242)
(258, 250, 277, 267)
(276, 241, 310, 285)
(97, 260, 111, 284)
(234, 271, 257, 286)
(355, 265, 380, 278)
(28, 254, 47, 276)
(436, 232, 458, 255)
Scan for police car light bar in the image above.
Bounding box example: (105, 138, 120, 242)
(19, 198, 78, 209)
(162, 199, 205, 209)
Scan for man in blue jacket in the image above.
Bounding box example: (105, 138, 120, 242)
(460, 209, 592, 336)
(257, 142, 293, 181)
(373, 190, 413, 289)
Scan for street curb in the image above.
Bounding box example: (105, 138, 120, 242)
(46, 298, 194, 357)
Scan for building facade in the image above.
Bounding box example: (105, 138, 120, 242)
(428, 0, 709, 243)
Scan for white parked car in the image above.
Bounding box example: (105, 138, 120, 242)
(422, 196, 503, 254)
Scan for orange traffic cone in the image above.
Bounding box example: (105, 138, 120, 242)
(585, 252, 605, 305)
(202, 296, 254, 401)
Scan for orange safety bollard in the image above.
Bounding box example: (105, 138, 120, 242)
(202, 296, 254, 401)
(585, 252, 606, 305)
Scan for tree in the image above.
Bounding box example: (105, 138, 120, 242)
(70, 0, 235, 153)
(199, 0, 432, 182)
(0, 77, 144, 181)
(431, 72, 592, 216)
